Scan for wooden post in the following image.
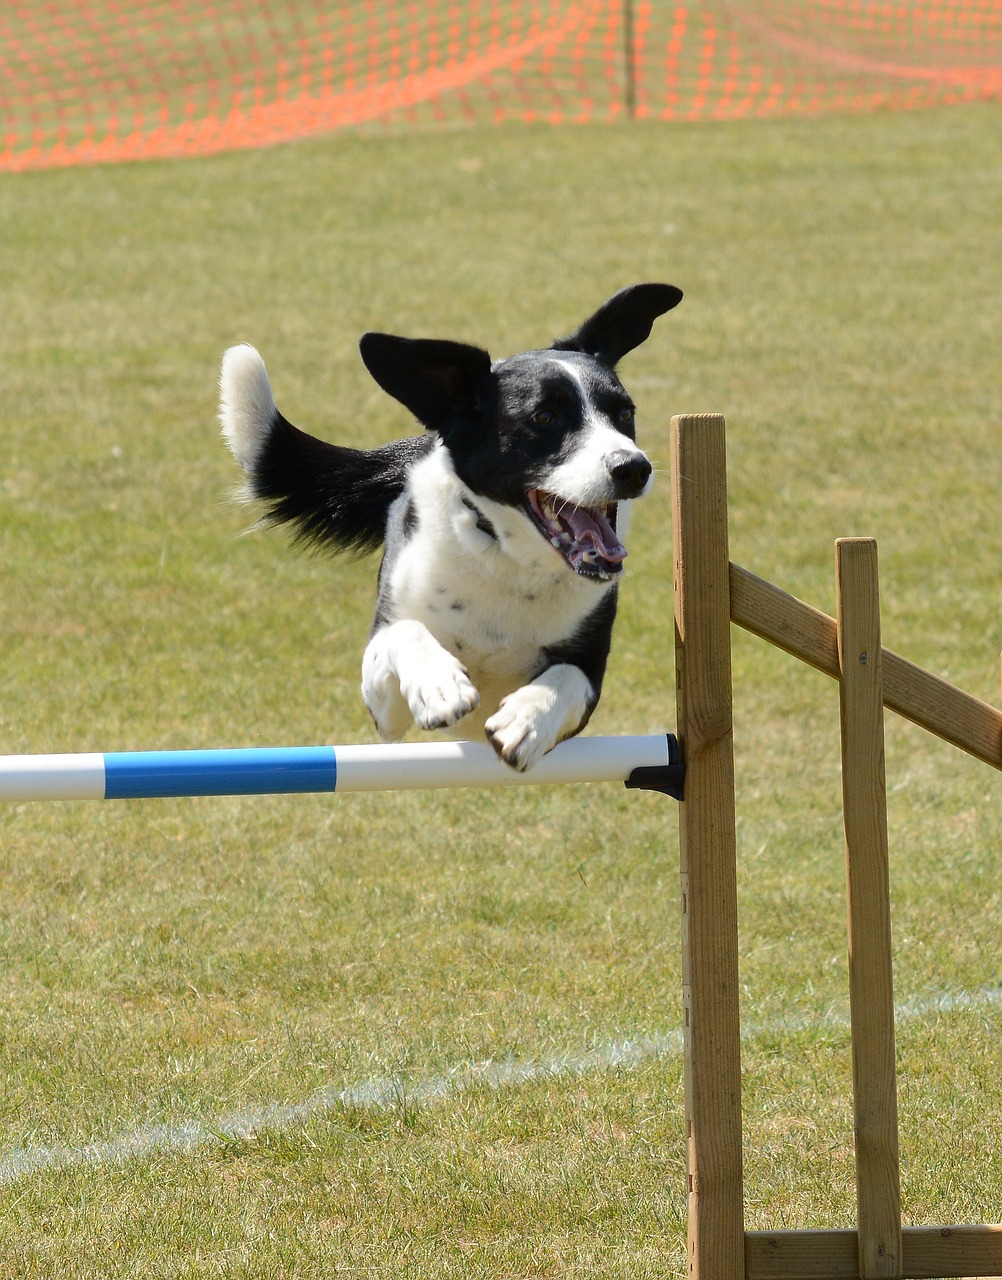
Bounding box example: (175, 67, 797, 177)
(671, 414, 745, 1279)
(835, 538, 902, 1279)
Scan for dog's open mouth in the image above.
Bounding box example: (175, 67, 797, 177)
(526, 489, 627, 580)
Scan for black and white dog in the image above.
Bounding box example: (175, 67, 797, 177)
(219, 283, 681, 771)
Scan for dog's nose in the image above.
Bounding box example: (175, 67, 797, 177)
(606, 451, 652, 497)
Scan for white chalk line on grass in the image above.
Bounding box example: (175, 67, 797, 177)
(1, 985, 999, 1187)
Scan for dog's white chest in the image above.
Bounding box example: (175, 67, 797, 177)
(367, 443, 617, 737)
(389, 542, 574, 678)
(383, 476, 606, 692)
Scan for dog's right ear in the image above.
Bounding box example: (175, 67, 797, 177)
(359, 333, 493, 430)
(553, 283, 683, 367)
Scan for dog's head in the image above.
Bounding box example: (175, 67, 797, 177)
(359, 283, 682, 581)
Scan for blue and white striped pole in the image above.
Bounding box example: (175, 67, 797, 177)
(0, 734, 681, 802)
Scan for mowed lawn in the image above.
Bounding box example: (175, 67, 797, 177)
(1, 103, 1000, 1276)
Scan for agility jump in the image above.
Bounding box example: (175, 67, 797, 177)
(5, 413, 1002, 1280)
(0, 734, 682, 803)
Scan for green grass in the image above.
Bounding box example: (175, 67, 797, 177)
(1, 102, 1001, 1276)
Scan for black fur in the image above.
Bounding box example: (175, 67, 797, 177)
(542, 587, 618, 695)
(551, 283, 684, 364)
(249, 413, 434, 556)
(220, 282, 683, 769)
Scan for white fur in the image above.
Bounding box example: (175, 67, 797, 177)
(219, 344, 275, 471)
(542, 421, 651, 507)
(362, 619, 480, 740)
(219, 335, 654, 771)
(483, 664, 594, 771)
(359, 444, 612, 766)
(540, 356, 651, 506)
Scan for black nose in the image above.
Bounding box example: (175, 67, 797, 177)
(606, 450, 652, 497)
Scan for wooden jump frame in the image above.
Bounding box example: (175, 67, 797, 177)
(671, 413, 1002, 1280)
(3, 409, 996, 1270)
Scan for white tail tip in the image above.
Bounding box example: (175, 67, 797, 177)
(219, 343, 276, 472)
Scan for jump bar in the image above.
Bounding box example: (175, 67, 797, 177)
(0, 734, 681, 802)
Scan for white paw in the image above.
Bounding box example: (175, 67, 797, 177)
(400, 650, 480, 731)
(362, 621, 480, 739)
(485, 691, 555, 771)
(485, 665, 595, 771)
(361, 650, 415, 742)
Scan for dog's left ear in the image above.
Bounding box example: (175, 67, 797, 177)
(360, 333, 492, 430)
(552, 283, 683, 367)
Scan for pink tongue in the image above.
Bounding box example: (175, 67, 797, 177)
(564, 505, 627, 564)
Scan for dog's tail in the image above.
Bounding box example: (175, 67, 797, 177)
(219, 344, 430, 556)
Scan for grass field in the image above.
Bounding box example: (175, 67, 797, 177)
(1, 101, 1000, 1277)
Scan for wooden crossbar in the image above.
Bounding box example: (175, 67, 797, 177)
(729, 562, 1002, 771)
(670, 414, 1002, 1280)
(745, 1224, 1002, 1279)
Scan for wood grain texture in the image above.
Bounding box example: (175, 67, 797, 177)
(835, 539, 901, 1279)
(671, 414, 745, 1280)
(729, 563, 1002, 771)
(745, 1224, 1002, 1279)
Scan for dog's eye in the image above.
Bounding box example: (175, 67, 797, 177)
(531, 408, 557, 427)
(618, 405, 636, 427)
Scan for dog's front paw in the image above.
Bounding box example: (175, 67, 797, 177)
(485, 686, 566, 773)
(485, 666, 595, 771)
(400, 652, 480, 731)
(363, 621, 481, 739)
(486, 700, 550, 772)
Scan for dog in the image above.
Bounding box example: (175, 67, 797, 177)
(219, 282, 682, 771)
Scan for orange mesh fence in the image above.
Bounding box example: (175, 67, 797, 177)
(1, 1, 999, 172)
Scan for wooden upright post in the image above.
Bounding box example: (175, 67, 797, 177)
(671, 414, 745, 1279)
(836, 538, 902, 1279)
